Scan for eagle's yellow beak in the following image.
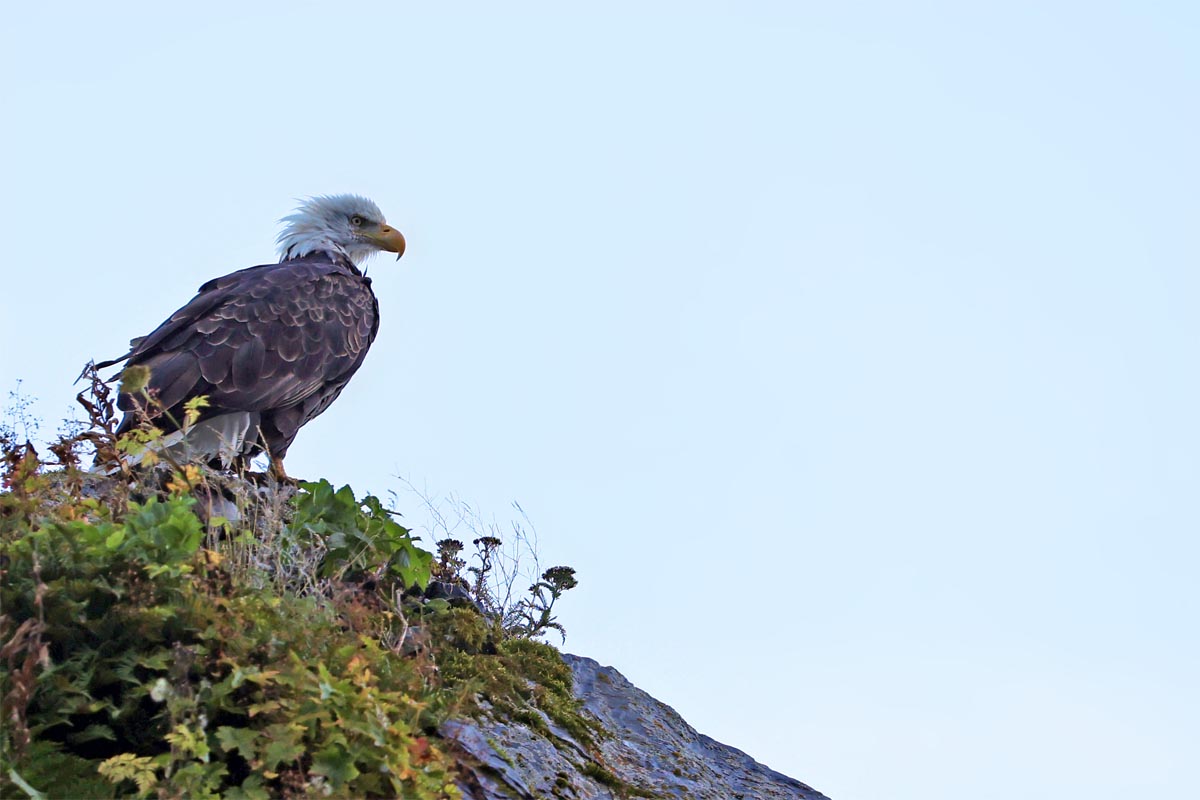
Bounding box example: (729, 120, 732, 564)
(368, 224, 406, 259)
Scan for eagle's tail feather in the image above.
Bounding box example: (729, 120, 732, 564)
(97, 411, 262, 474)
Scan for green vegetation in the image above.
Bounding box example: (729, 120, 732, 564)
(0, 379, 591, 799)
(579, 763, 660, 799)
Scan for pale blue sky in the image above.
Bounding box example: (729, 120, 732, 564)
(3, 3, 1197, 798)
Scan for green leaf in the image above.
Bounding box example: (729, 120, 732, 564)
(67, 723, 116, 744)
(98, 753, 158, 796)
(310, 746, 360, 788)
(216, 726, 260, 760)
(164, 723, 210, 762)
(246, 700, 281, 717)
(261, 725, 304, 769)
(224, 775, 271, 800)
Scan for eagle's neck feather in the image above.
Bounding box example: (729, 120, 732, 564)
(278, 233, 377, 266)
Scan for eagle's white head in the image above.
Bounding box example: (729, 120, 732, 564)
(276, 194, 406, 266)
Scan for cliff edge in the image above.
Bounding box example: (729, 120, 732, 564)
(446, 654, 829, 799)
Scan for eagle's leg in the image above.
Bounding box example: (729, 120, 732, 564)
(268, 457, 293, 483)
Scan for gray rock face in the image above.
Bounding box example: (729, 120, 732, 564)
(444, 653, 829, 799)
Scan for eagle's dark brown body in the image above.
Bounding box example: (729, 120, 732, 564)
(104, 252, 379, 472)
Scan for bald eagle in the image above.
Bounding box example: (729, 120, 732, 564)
(96, 195, 406, 480)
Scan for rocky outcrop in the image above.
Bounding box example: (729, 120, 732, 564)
(444, 654, 829, 799)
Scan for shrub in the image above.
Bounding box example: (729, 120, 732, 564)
(0, 384, 589, 799)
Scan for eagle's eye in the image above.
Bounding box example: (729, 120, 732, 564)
(350, 215, 365, 228)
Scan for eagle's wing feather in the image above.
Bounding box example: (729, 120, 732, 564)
(112, 256, 377, 437)
(98, 264, 279, 368)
